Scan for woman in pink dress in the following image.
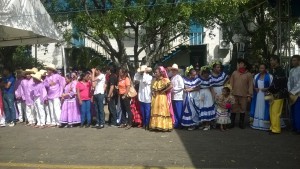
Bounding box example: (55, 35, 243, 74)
(60, 74, 81, 128)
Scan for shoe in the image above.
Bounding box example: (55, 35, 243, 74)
(118, 124, 126, 128)
(8, 122, 15, 127)
(109, 124, 117, 128)
(203, 126, 210, 131)
(187, 126, 196, 131)
(125, 125, 132, 130)
(68, 125, 73, 128)
(97, 125, 104, 129)
(0, 124, 6, 127)
(80, 124, 84, 128)
(58, 125, 64, 128)
(85, 124, 90, 128)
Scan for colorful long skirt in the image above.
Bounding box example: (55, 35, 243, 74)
(131, 97, 142, 127)
(149, 94, 173, 131)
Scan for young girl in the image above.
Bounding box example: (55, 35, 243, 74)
(60, 74, 81, 128)
(215, 87, 235, 131)
(76, 72, 92, 128)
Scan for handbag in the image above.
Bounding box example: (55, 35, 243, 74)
(127, 74, 137, 98)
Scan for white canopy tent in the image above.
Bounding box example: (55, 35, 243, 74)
(0, 0, 62, 46)
(0, 0, 66, 74)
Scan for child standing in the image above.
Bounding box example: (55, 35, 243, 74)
(32, 73, 47, 128)
(60, 74, 80, 127)
(215, 87, 235, 131)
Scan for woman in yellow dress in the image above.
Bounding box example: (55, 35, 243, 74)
(150, 66, 174, 131)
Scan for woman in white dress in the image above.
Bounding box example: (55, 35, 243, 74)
(250, 64, 273, 130)
(198, 66, 216, 130)
(210, 60, 229, 96)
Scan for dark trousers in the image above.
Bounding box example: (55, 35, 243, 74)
(3, 93, 16, 123)
(172, 100, 183, 128)
(140, 102, 151, 127)
(120, 95, 132, 126)
(108, 96, 118, 125)
(94, 93, 105, 125)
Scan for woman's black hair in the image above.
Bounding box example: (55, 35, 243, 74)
(78, 72, 89, 81)
(259, 63, 268, 69)
(119, 67, 129, 77)
(188, 68, 195, 75)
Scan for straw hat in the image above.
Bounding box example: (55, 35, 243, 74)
(137, 65, 152, 73)
(15, 69, 24, 76)
(31, 73, 42, 81)
(24, 68, 38, 74)
(39, 69, 47, 76)
(44, 63, 57, 71)
(168, 63, 179, 70)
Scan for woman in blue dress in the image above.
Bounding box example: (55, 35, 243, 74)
(250, 63, 273, 130)
(181, 66, 201, 131)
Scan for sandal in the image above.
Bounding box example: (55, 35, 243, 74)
(125, 125, 132, 130)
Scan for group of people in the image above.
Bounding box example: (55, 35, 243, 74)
(0, 55, 299, 134)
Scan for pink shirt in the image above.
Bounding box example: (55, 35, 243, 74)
(76, 81, 92, 101)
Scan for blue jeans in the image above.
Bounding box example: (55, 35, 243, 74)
(94, 94, 105, 125)
(80, 100, 91, 125)
(3, 93, 16, 123)
(172, 100, 183, 128)
(140, 102, 151, 127)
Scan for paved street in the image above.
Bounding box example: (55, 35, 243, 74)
(0, 120, 300, 169)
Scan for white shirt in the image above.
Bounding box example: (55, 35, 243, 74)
(171, 74, 184, 100)
(94, 74, 106, 95)
(288, 66, 300, 95)
(134, 72, 152, 103)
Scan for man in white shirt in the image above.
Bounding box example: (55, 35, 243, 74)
(288, 55, 300, 133)
(169, 64, 184, 129)
(92, 67, 106, 129)
(134, 65, 152, 130)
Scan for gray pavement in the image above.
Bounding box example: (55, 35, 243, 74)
(0, 121, 300, 169)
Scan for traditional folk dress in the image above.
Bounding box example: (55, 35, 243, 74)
(20, 78, 35, 125)
(181, 77, 201, 127)
(130, 96, 142, 127)
(198, 76, 215, 122)
(60, 81, 81, 125)
(150, 77, 173, 131)
(14, 78, 26, 122)
(44, 73, 66, 125)
(32, 82, 47, 127)
(211, 72, 228, 96)
(250, 73, 273, 130)
(288, 66, 300, 132)
(215, 94, 235, 124)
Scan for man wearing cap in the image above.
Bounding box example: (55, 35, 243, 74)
(92, 66, 106, 129)
(20, 68, 36, 125)
(169, 64, 184, 129)
(134, 65, 153, 129)
(1, 67, 16, 126)
(43, 64, 66, 127)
